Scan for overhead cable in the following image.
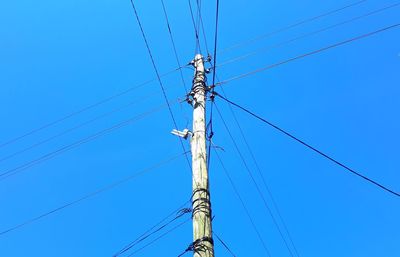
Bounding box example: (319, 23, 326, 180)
(213, 231, 237, 257)
(0, 152, 187, 236)
(188, 0, 203, 55)
(160, 0, 189, 93)
(218, 2, 400, 68)
(0, 67, 184, 150)
(0, 101, 178, 181)
(219, 0, 367, 53)
(212, 146, 272, 257)
(211, 0, 220, 88)
(129, 0, 191, 170)
(114, 202, 191, 256)
(206, 0, 220, 173)
(217, 87, 300, 257)
(0, 0, 375, 151)
(214, 103, 296, 257)
(126, 218, 191, 257)
(216, 23, 400, 86)
(215, 93, 400, 198)
(195, 0, 211, 56)
(0, 92, 158, 164)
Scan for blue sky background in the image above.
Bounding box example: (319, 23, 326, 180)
(0, 0, 399, 256)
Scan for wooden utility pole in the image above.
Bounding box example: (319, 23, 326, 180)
(190, 54, 214, 257)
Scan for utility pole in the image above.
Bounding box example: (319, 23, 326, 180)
(190, 54, 214, 257)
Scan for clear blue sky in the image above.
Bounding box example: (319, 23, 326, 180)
(0, 0, 399, 256)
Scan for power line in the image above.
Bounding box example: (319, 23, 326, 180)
(158, 0, 193, 131)
(207, 99, 215, 173)
(213, 5, 299, 245)
(214, 103, 296, 257)
(195, 0, 202, 51)
(129, 0, 191, 171)
(215, 93, 400, 198)
(0, 67, 184, 150)
(127, 218, 191, 257)
(217, 86, 300, 257)
(195, 0, 211, 56)
(0, 1, 373, 152)
(188, 0, 203, 55)
(195, 0, 203, 53)
(0, 152, 187, 237)
(0, 92, 159, 164)
(218, 2, 400, 68)
(160, 0, 189, 93)
(219, 0, 367, 53)
(114, 203, 191, 256)
(114, 205, 190, 257)
(216, 23, 400, 86)
(206, 0, 220, 174)
(0, 101, 178, 181)
(211, 0, 220, 88)
(212, 146, 272, 257)
(213, 232, 237, 257)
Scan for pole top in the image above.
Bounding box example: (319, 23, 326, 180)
(192, 54, 205, 71)
(194, 54, 203, 61)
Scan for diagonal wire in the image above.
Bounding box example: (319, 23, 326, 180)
(215, 93, 400, 198)
(219, 0, 368, 53)
(214, 103, 296, 257)
(212, 146, 272, 257)
(126, 218, 191, 257)
(218, 2, 400, 68)
(129, 0, 191, 171)
(210, 0, 220, 88)
(114, 203, 191, 256)
(213, 231, 237, 257)
(217, 86, 300, 257)
(195, 0, 211, 56)
(206, 0, 221, 172)
(0, 92, 158, 164)
(0, 152, 187, 236)
(0, 101, 178, 181)
(216, 23, 400, 86)
(188, 0, 203, 55)
(160, 0, 189, 93)
(0, 67, 184, 150)
(195, 0, 203, 52)
(0, 0, 372, 151)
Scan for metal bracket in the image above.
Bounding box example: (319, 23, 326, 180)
(171, 128, 192, 140)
